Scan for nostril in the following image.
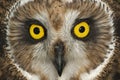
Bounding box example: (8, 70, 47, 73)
(54, 41, 64, 54)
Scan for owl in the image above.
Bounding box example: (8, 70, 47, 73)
(0, 0, 120, 80)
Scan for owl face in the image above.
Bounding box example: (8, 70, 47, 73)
(6, 0, 113, 80)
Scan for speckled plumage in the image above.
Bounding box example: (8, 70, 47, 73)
(0, 0, 120, 80)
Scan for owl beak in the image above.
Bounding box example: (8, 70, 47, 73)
(53, 41, 66, 76)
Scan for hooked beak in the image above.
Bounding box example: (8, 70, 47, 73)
(53, 41, 66, 76)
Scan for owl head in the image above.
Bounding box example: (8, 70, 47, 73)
(6, 0, 114, 80)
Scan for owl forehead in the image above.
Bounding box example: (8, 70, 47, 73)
(46, 0, 66, 30)
(35, 0, 73, 30)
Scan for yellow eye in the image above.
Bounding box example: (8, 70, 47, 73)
(29, 24, 45, 40)
(73, 22, 90, 38)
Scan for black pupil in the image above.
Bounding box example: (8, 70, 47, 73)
(79, 26, 85, 33)
(34, 27, 40, 34)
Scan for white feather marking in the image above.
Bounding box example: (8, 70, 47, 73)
(11, 61, 40, 80)
(20, 0, 34, 6)
(7, 0, 34, 19)
(94, 0, 113, 16)
(31, 44, 58, 80)
(62, 0, 73, 3)
(33, 12, 49, 26)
